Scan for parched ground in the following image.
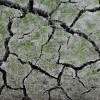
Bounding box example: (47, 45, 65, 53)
(0, 0, 100, 100)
